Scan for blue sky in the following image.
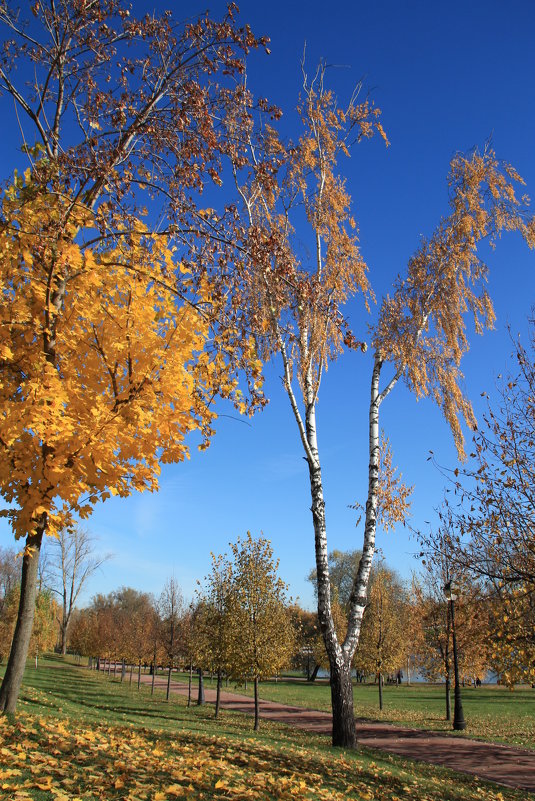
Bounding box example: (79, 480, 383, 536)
(1, 0, 534, 610)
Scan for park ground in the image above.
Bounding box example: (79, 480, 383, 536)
(0, 656, 533, 800)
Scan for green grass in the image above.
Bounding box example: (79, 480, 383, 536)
(0, 656, 531, 801)
(186, 673, 534, 748)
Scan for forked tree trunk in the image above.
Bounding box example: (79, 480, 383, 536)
(0, 529, 44, 714)
(253, 675, 259, 731)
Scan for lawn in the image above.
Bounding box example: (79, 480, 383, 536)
(0, 656, 530, 800)
(199, 674, 535, 748)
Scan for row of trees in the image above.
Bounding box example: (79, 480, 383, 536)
(69, 533, 294, 730)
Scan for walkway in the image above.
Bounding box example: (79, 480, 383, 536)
(138, 673, 535, 793)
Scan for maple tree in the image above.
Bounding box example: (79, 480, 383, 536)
(225, 533, 295, 730)
(193, 553, 234, 718)
(354, 566, 407, 710)
(0, 0, 271, 715)
(232, 55, 535, 746)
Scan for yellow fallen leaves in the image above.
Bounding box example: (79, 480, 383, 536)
(0, 711, 519, 801)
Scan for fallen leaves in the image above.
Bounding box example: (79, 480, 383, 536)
(0, 709, 523, 801)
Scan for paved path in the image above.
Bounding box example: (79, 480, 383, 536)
(137, 673, 535, 793)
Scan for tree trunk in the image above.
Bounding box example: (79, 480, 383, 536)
(129, 663, 133, 685)
(308, 663, 320, 682)
(60, 623, 68, 655)
(166, 665, 172, 701)
(407, 656, 411, 686)
(137, 660, 141, 689)
(215, 671, 222, 719)
(330, 660, 357, 748)
(445, 672, 451, 721)
(121, 660, 126, 682)
(378, 672, 383, 711)
(197, 668, 204, 705)
(151, 647, 156, 696)
(254, 675, 259, 731)
(0, 529, 44, 714)
(187, 660, 192, 707)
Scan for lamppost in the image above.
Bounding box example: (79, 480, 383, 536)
(443, 580, 466, 731)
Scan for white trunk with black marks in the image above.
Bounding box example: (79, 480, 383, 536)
(345, 355, 383, 659)
(0, 529, 44, 713)
(304, 387, 357, 747)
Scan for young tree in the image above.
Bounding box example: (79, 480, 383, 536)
(0, 0, 270, 715)
(0, 547, 19, 615)
(0, 586, 58, 666)
(418, 523, 490, 717)
(234, 62, 534, 746)
(227, 533, 295, 730)
(46, 526, 110, 654)
(158, 578, 184, 701)
(354, 566, 407, 710)
(193, 553, 234, 718)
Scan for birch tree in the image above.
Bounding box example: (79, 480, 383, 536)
(233, 62, 535, 747)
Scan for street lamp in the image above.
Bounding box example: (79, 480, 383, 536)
(443, 580, 466, 731)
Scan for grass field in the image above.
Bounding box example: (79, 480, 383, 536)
(0, 656, 530, 800)
(191, 673, 535, 748)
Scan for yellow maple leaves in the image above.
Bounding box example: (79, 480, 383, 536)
(0, 179, 243, 541)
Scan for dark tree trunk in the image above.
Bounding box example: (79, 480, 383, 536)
(378, 672, 383, 711)
(121, 660, 126, 682)
(137, 660, 141, 689)
(308, 663, 320, 682)
(129, 663, 133, 685)
(330, 661, 357, 748)
(215, 671, 222, 719)
(197, 668, 204, 705)
(187, 660, 192, 707)
(254, 675, 260, 731)
(151, 647, 156, 696)
(0, 529, 44, 714)
(445, 672, 451, 721)
(166, 665, 172, 701)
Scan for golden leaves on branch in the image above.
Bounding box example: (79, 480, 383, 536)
(0, 179, 246, 541)
(374, 147, 535, 457)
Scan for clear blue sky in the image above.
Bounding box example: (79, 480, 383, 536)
(1, 0, 534, 610)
